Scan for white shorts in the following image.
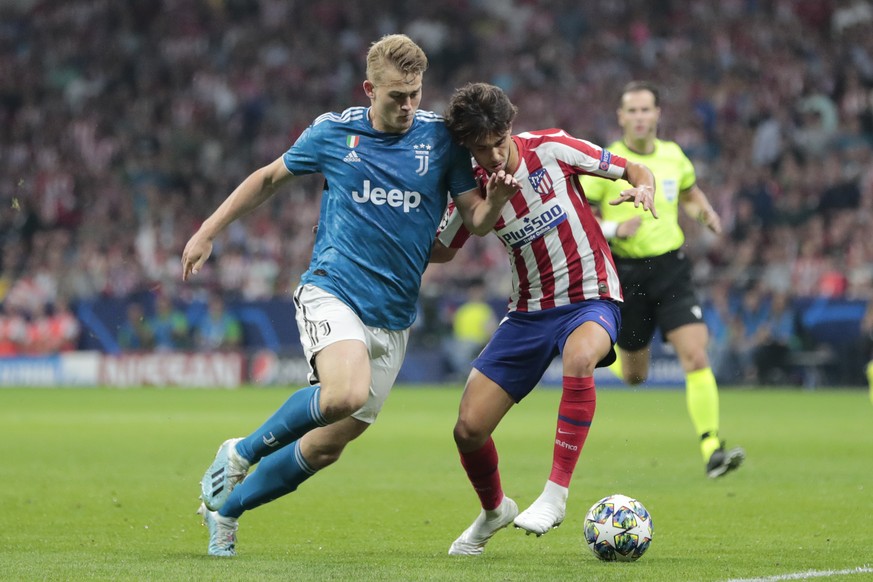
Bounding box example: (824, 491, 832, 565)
(293, 284, 410, 424)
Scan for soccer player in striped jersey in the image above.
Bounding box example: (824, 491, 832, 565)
(580, 81, 746, 478)
(433, 83, 657, 555)
(182, 36, 518, 557)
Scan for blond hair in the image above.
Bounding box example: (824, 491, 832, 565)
(366, 34, 428, 85)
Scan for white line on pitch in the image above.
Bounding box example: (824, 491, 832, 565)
(726, 566, 873, 582)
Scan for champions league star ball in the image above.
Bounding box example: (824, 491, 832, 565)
(583, 494, 653, 562)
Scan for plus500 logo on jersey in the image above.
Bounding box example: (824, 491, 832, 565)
(499, 204, 568, 248)
(352, 180, 421, 212)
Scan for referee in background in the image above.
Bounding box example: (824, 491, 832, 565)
(581, 81, 745, 478)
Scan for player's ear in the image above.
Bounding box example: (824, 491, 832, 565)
(363, 80, 376, 100)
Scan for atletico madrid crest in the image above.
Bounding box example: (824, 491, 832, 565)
(528, 168, 553, 196)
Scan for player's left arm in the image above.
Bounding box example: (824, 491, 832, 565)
(679, 184, 722, 234)
(608, 161, 658, 218)
(429, 239, 459, 263)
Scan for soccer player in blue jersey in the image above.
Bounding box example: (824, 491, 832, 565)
(181, 34, 519, 557)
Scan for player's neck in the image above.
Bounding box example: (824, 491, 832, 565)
(623, 136, 656, 155)
(506, 138, 519, 174)
(366, 107, 409, 134)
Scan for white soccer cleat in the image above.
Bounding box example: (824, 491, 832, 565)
(448, 496, 519, 556)
(514, 481, 568, 536)
(198, 503, 238, 557)
(200, 438, 250, 511)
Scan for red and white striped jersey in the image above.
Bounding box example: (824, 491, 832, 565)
(438, 129, 627, 312)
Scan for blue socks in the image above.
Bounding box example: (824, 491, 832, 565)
(219, 441, 317, 518)
(235, 386, 328, 464)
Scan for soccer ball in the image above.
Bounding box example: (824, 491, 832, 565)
(583, 493, 653, 562)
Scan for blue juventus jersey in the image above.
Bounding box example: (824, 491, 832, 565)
(283, 107, 476, 330)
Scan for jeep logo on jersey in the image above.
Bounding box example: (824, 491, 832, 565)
(351, 180, 422, 212)
(414, 143, 431, 176)
(528, 168, 553, 196)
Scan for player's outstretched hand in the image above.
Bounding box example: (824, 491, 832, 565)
(181, 232, 213, 281)
(485, 170, 520, 205)
(609, 185, 658, 218)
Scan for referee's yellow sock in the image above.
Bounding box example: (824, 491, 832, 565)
(609, 350, 624, 382)
(686, 367, 721, 461)
(866, 360, 873, 405)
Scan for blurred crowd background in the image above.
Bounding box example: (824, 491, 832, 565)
(2, 0, 873, 385)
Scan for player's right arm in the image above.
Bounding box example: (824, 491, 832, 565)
(606, 160, 657, 217)
(451, 170, 519, 235)
(182, 157, 294, 280)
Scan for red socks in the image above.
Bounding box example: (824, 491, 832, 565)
(549, 376, 596, 487)
(458, 436, 503, 510)
(459, 376, 596, 507)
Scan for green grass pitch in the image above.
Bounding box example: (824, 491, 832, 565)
(1, 385, 871, 581)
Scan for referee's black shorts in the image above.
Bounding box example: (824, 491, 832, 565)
(613, 249, 704, 351)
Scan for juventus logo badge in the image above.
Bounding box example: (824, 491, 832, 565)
(414, 143, 431, 176)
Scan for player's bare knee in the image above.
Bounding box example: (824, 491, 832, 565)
(319, 391, 368, 422)
(453, 418, 488, 450)
(625, 372, 647, 386)
(306, 443, 346, 469)
(682, 350, 710, 373)
(562, 352, 598, 377)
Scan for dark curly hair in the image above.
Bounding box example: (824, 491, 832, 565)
(444, 83, 518, 147)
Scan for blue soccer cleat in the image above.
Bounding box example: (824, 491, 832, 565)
(200, 438, 250, 511)
(197, 503, 238, 557)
